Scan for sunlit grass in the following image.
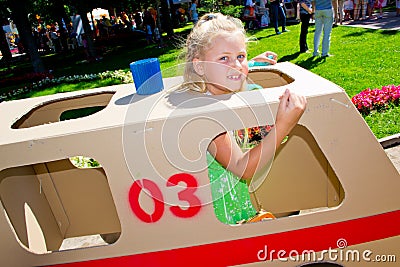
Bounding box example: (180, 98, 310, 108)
(364, 105, 400, 139)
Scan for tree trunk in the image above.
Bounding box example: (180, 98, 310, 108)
(53, 1, 70, 53)
(8, 0, 46, 73)
(75, 5, 98, 59)
(0, 24, 12, 68)
(160, 0, 174, 37)
(169, 0, 180, 28)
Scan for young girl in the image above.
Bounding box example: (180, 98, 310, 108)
(182, 13, 307, 224)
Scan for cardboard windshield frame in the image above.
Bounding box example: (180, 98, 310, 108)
(0, 62, 398, 266)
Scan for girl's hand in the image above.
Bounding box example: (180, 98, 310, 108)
(250, 51, 278, 65)
(275, 89, 307, 137)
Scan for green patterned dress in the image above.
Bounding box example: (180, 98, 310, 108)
(206, 83, 268, 224)
(207, 152, 257, 224)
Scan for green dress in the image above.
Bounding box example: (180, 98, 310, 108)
(206, 83, 265, 224)
(207, 152, 257, 224)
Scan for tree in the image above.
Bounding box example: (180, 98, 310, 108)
(160, 0, 174, 37)
(7, 0, 46, 73)
(51, 1, 71, 54)
(70, 1, 98, 59)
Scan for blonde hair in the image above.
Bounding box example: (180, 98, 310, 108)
(183, 13, 247, 93)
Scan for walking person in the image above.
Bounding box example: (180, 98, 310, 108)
(353, 0, 361, 20)
(299, 0, 314, 53)
(190, 0, 199, 25)
(312, 0, 334, 57)
(269, 0, 289, 34)
(360, 0, 368, 19)
(344, 0, 354, 20)
(375, 0, 386, 19)
(332, 0, 339, 25)
(337, 0, 344, 24)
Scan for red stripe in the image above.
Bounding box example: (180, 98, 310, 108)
(47, 210, 400, 267)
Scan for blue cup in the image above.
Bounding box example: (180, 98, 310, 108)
(130, 58, 164, 95)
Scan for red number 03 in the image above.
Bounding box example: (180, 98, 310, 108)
(129, 173, 201, 223)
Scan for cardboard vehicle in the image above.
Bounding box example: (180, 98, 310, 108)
(0, 62, 398, 266)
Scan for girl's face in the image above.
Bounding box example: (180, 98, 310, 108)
(194, 32, 248, 95)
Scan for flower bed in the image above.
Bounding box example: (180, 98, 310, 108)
(0, 72, 53, 88)
(0, 70, 133, 102)
(235, 125, 274, 148)
(351, 85, 400, 115)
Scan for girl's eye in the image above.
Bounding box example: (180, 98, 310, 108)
(237, 55, 246, 60)
(219, 56, 228, 61)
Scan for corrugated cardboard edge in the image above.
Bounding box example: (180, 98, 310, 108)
(379, 133, 400, 149)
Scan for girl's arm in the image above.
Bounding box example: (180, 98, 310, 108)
(208, 89, 306, 179)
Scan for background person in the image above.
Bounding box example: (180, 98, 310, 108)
(337, 0, 345, 24)
(299, 0, 314, 53)
(344, 0, 354, 20)
(190, 0, 199, 25)
(269, 0, 289, 34)
(353, 0, 360, 20)
(312, 0, 334, 57)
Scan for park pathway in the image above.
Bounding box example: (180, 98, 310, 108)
(381, 134, 400, 173)
(341, 11, 400, 30)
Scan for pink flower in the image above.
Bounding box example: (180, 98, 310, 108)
(352, 85, 400, 114)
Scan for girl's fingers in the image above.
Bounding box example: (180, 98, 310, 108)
(278, 89, 307, 118)
(265, 51, 278, 59)
(278, 89, 290, 108)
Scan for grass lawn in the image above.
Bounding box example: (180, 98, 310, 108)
(1, 22, 399, 138)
